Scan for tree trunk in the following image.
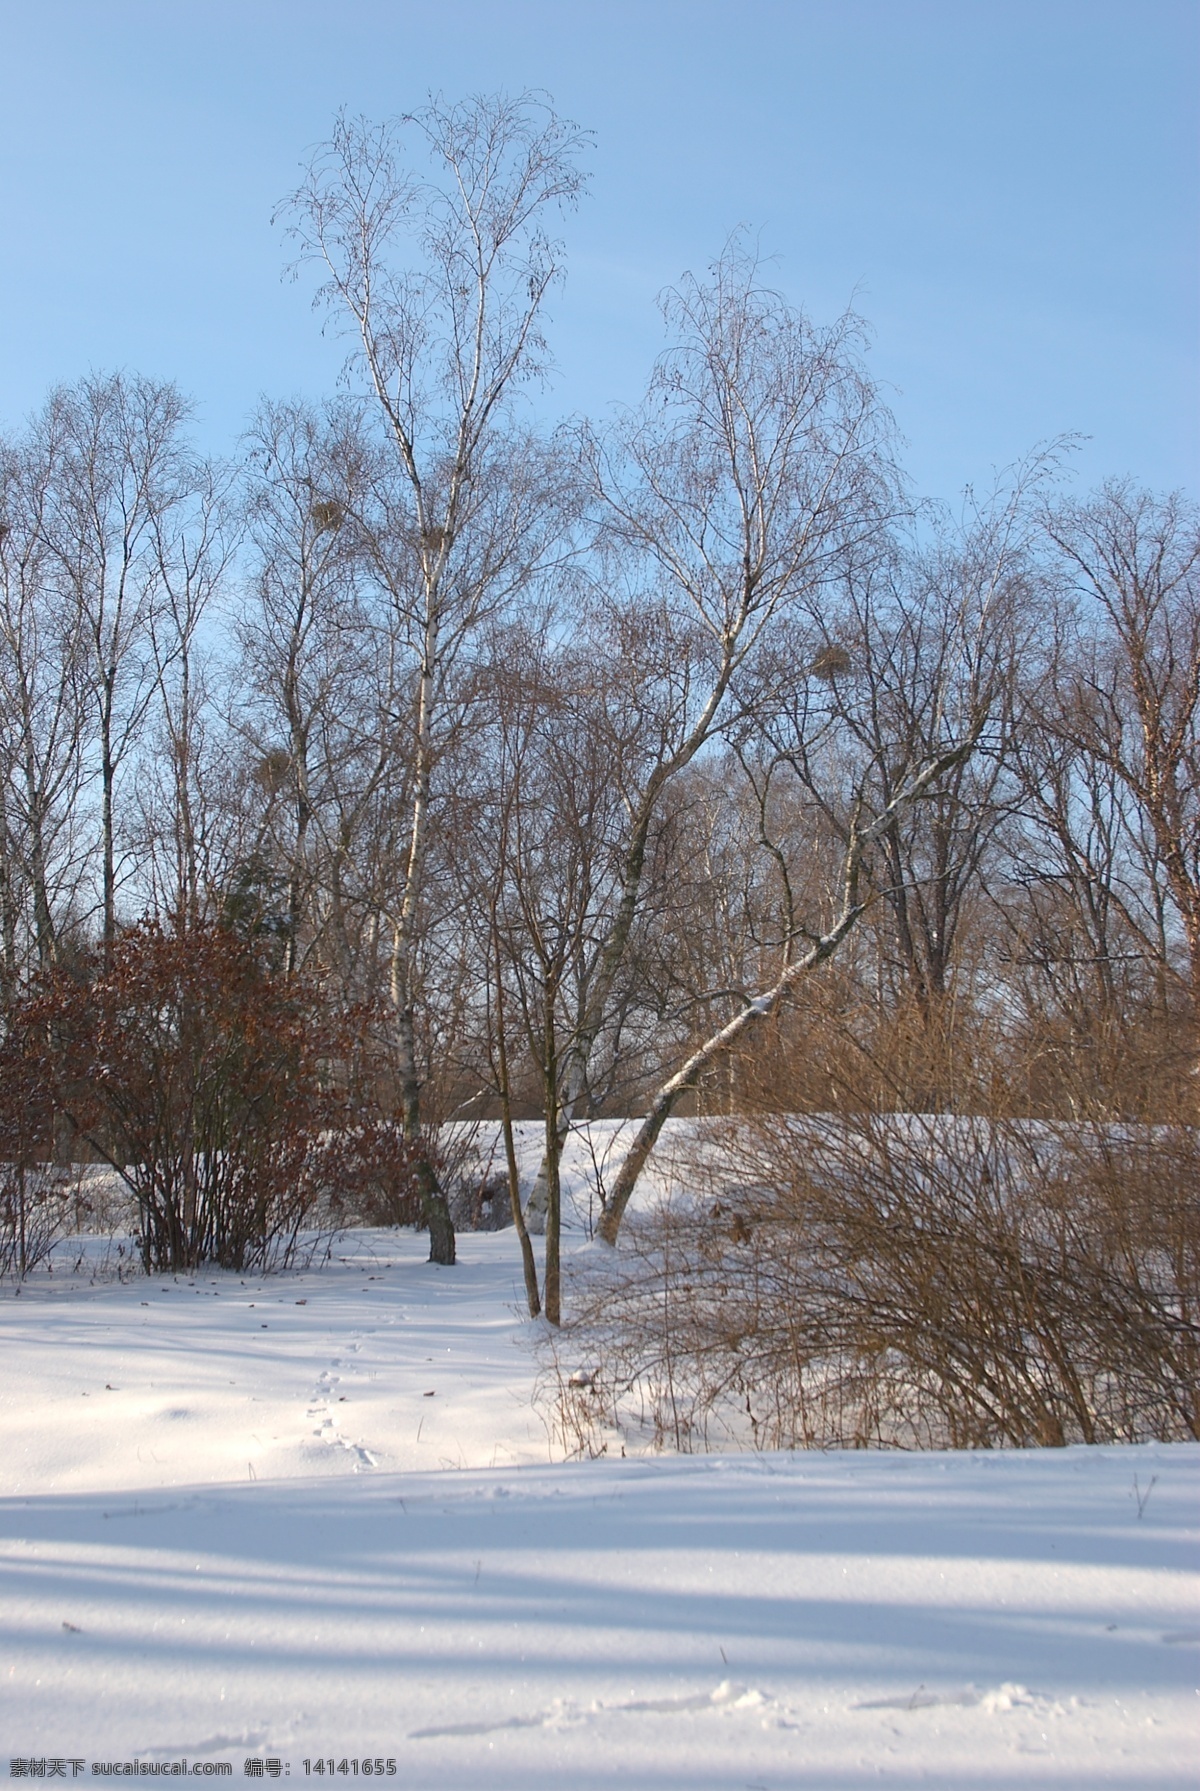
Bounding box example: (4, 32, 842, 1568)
(100, 669, 117, 952)
(391, 929, 456, 1265)
(494, 950, 541, 1317)
(597, 902, 865, 1245)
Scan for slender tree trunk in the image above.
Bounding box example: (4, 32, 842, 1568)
(100, 669, 117, 952)
(0, 788, 17, 1004)
(522, 1070, 578, 1233)
(390, 920, 456, 1265)
(493, 938, 541, 1317)
(596, 740, 978, 1244)
(24, 776, 56, 970)
(523, 654, 742, 1228)
(172, 647, 200, 932)
(597, 900, 866, 1245)
(541, 984, 564, 1326)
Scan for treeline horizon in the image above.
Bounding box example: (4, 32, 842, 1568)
(1, 95, 1196, 1296)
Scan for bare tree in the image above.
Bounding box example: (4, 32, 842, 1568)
(0, 432, 89, 985)
(280, 94, 589, 1263)
(985, 484, 1200, 1114)
(1045, 485, 1200, 1033)
(234, 398, 383, 973)
(37, 373, 196, 951)
(470, 606, 673, 1318)
(755, 469, 1054, 1106)
(136, 456, 240, 931)
(515, 239, 897, 1228)
(595, 737, 979, 1244)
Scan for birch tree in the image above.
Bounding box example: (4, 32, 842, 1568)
(595, 739, 982, 1245)
(590, 466, 1072, 1240)
(520, 239, 897, 1227)
(280, 94, 588, 1263)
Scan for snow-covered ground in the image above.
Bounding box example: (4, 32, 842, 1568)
(2, 1226, 1197, 1787)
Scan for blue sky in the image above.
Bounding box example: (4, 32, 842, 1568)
(1, 0, 1196, 505)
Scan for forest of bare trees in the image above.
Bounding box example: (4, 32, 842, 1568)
(0, 97, 1195, 1422)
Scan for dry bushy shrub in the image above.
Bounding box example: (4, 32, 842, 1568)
(0, 1152, 89, 1279)
(0, 1031, 79, 1277)
(6, 921, 422, 1272)
(717, 962, 1198, 1129)
(559, 1111, 1199, 1453)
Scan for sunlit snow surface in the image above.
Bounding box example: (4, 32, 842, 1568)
(1, 1226, 1196, 1787)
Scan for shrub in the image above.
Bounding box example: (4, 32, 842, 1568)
(0, 1037, 80, 1278)
(7, 921, 419, 1272)
(560, 1111, 1200, 1452)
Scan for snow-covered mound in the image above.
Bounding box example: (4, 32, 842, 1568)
(449, 1116, 702, 1232)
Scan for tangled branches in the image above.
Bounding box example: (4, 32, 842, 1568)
(556, 1113, 1199, 1453)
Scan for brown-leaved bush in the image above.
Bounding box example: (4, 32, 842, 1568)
(6, 921, 422, 1272)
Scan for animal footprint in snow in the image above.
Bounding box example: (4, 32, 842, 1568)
(855, 1682, 1045, 1715)
(601, 1682, 767, 1716)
